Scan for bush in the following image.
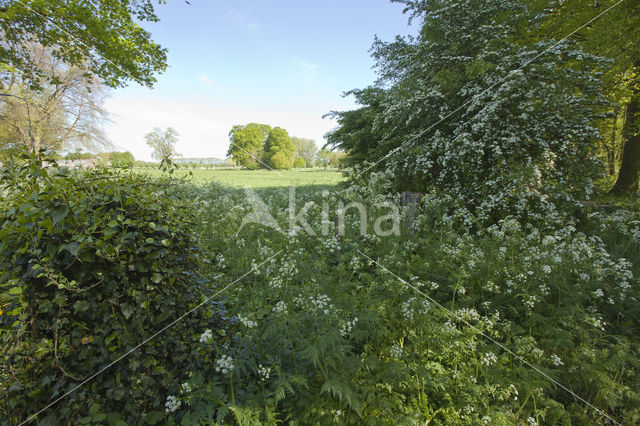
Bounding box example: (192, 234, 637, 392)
(0, 159, 227, 424)
(293, 158, 306, 168)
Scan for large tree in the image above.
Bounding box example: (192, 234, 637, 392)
(0, 44, 110, 156)
(291, 137, 318, 167)
(0, 0, 167, 89)
(264, 127, 295, 170)
(329, 0, 609, 219)
(525, 0, 640, 195)
(145, 127, 180, 161)
(227, 123, 271, 169)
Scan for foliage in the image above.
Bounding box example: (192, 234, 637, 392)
(145, 127, 180, 161)
(227, 123, 271, 169)
(160, 176, 640, 424)
(0, 45, 110, 155)
(330, 0, 611, 219)
(291, 137, 317, 167)
(0, 0, 167, 89)
(525, 0, 640, 194)
(264, 127, 295, 170)
(292, 157, 306, 168)
(316, 148, 333, 170)
(0, 156, 227, 424)
(108, 151, 135, 169)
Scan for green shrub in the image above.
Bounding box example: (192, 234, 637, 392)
(293, 158, 306, 168)
(0, 159, 227, 424)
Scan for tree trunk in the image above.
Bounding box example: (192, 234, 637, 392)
(611, 80, 640, 196)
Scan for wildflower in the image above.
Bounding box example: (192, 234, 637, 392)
(527, 417, 537, 425)
(272, 301, 288, 315)
(593, 288, 604, 298)
(237, 314, 257, 328)
(165, 395, 181, 413)
(481, 352, 497, 366)
(390, 344, 403, 360)
(181, 382, 191, 393)
(199, 329, 213, 343)
(257, 364, 271, 380)
(340, 317, 358, 337)
(216, 354, 235, 375)
(550, 355, 563, 366)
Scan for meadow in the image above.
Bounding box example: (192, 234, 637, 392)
(134, 168, 345, 188)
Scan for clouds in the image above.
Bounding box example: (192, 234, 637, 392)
(103, 93, 351, 162)
(227, 9, 259, 31)
(198, 73, 215, 88)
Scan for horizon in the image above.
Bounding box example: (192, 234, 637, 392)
(104, 0, 416, 162)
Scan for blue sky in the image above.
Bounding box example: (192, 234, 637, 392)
(105, 0, 415, 161)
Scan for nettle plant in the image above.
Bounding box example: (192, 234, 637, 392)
(0, 157, 227, 424)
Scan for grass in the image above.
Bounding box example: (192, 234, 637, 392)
(133, 168, 346, 188)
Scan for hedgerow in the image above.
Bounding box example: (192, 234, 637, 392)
(0, 158, 227, 424)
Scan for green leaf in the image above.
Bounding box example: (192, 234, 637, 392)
(51, 204, 69, 225)
(9, 286, 23, 295)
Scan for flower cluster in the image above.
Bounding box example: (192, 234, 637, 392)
(401, 297, 431, 320)
(237, 314, 258, 328)
(481, 352, 498, 367)
(165, 395, 181, 413)
(199, 329, 213, 343)
(272, 301, 288, 315)
(340, 317, 358, 337)
(257, 364, 271, 380)
(390, 344, 403, 360)
(216, 354, 235, 375)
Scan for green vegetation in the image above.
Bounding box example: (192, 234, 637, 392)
(2, 0, 640, 424)
(134, 168, 345, 188)
(0, 157, 226, 424)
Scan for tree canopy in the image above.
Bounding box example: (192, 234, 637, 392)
(0, 0, 167, 89)
(145, 127, 180, 161)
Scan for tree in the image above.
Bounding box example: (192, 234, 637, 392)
(227, 123, 271, 168)
(145, 127, 180, 161)
(329, 0, 609, 219)
(293, 157, 306, 168)
(316, 148, 332, 170)
(0, 0, 167, 89)
(525, 0, 640, 194)
(264, 127, 295, 170)
(0, 44, 110, 155)
(329, 150, 346, 168)
(291, 137, 318, 167)
(325, 87, 388, 168)
(108, 151, 135, 168)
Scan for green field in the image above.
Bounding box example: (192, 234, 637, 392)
(134, 168, 345, 188)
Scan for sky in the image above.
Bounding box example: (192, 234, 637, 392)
(104, 0, 416, 161)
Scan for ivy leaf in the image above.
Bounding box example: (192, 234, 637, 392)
(120, 304, 134, 320)
(51, 204, 69, 226)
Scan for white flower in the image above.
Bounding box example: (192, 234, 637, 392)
(181, 382, 191, 393)
(390, 344, 403, 360)
(593, 288, 604, 298)
(527, 416, 537, 425)
(550, 354, 563, 366)
(199, 329, 213, 343)
(216, 354, 235, 375)
(237, 314, 258, 328)
(481, 352, 497, 366)
(272, 301, 288, 315)
(257, 364, 271, 380)
(340, 317, 358, 337)
(165, 395, 181, 413)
